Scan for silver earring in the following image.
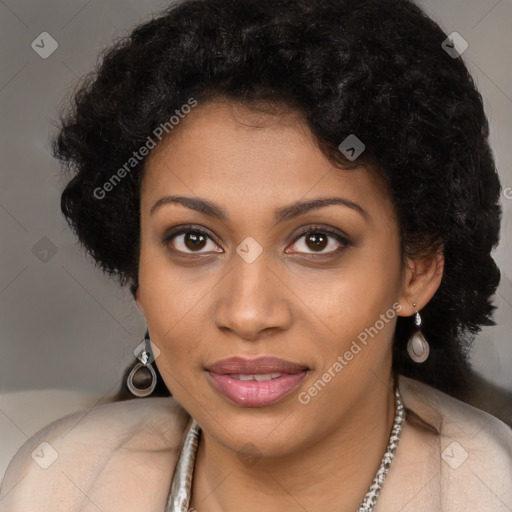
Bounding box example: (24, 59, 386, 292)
(127, 328, 157, 397)
(407, 304, 429, 363)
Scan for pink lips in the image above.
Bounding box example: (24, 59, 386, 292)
(206, 356, 309, 407)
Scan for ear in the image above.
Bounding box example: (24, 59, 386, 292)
(397, 248, 444, 317)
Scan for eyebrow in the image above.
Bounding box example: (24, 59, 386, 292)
(149, 195, 368, 222)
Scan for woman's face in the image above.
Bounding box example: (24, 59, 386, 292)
(137, 99, 408, 456)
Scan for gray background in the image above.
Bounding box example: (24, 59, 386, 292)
(1, 0, 511, 400)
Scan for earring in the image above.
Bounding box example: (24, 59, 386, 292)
(127, 327, 157, 397)
(407, 304, 430, 363)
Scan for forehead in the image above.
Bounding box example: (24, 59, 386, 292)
(144, 99, 322, 175)
(141, 100, 393, 222)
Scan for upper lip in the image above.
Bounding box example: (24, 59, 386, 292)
(206, 357, 309, 375)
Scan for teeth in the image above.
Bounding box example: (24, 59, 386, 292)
(254, 372, 282, 381)
(237, 374, 256, 381)
(230, 373, 283, 381)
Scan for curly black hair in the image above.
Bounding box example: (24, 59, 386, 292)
(53, 0, 502, 401)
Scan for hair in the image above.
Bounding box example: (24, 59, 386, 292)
(53, 0, 502, 401)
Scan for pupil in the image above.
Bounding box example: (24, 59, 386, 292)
(185, 232, 206, 251)
(306, 233, 327, 251)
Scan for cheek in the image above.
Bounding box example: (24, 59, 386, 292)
(137, 249, 190, 362)
(294, 246, 401, 369)
(138, 239, 200, 327)
(295, 248, 400, 329)
(137, 241, 217, 384)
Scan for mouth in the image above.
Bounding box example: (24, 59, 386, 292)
(226, 372, 287, 381)
(206, 357, 310, 407)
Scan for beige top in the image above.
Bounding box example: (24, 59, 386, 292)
(1, 375, 511, 511)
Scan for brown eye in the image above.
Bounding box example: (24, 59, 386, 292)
(286, 227, 351, 256)
(304, 233, 329, 252)
(184, 232, 207, 251)
(164, 227, 223, 255)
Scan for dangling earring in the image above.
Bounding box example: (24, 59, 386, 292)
(407, 304, 430, 363)
(127, 327, 157, 397)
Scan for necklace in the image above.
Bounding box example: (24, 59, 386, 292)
(165, 387, 406, 512)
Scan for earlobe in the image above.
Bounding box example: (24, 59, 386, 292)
(135, 288, 144, 313)
(397, 249, 444, 317)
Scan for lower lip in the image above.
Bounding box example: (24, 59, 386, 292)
(207, 371, 308, 407)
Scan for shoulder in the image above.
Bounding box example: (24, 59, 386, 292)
(399, 374, 512, 446)
(398, 375, 512, 510)
(0, 396, 191, 512)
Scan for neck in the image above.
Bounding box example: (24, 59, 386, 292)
(191, 374, 397, 512)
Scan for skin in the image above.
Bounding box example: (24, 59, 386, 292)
(136, 99, 444, 512)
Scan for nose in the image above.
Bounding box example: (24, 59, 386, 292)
(212, 253, 293, 341)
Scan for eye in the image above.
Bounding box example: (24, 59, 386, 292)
(285, 227, 350, 256)
(163, 226, 222, 255)
(162, 224, 351, 258)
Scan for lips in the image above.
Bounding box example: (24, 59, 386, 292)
(206, 356, 309, 375)
(206, 356, 309, 407)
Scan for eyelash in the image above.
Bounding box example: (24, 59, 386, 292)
(162, 224, 351, 259)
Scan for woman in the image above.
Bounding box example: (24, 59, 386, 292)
(1, 0, 511, 510)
